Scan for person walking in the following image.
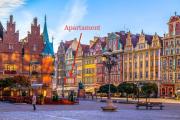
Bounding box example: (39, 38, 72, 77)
(32, 94, 37, 111)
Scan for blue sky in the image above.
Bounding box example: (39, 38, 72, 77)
(0, 0, 180, 52)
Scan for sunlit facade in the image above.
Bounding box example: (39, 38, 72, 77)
(0, 15, 54, 97)
(104, 32, 123, 85)
(83, 42, 96, 93)
(123, 31, 162, 93)
(63, 39, 84, 92)
(161, 14, 180, 97)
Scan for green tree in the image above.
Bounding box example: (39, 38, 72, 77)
(3, 78, 14, 88)
(99, 84, 117, 95)
(0, 76, 31, 97)
(141, 83, 158, 103)
(13, 75, 31, 88)
(117, 82, 137, 102)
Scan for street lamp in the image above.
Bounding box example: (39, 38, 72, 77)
(101, 49, 118, 111)
(58, 75, 65, 98)
(136, 83, 143, 103)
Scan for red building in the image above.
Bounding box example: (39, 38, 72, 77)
(0, 15, 54, 97)
(161, 13, 180, 97)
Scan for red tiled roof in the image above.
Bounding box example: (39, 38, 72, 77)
(169, 15, 180, 23)
(81, 44, 89, 53)
(64, 40, 73, 51)
(116, 31, 162, 49)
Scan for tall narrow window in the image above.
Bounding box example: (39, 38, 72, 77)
(8, 44, 13, 50)
(140, 72, 142, 78)
(134, 72, 137, 78)
(177, 59, 180, 66)
(135, 62, 137, 68)
(151, 51, 154, 56)
(178, 73, 180, 79)
(156, 72, 158, 78)
(170, 59, 173, 66)
(33, 44, 37, 51)
(146, 51, 148, 57)
(156, 60, 158, 66)
(146, 71, 148, 78)
(151, 61, 154, 67)
(146, 61, 148, 67)
(140, 61, 143, 68)
(156, 50, 159, 56)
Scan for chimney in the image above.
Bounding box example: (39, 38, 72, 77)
(33, 17, 37, 26)
(10, 15, 13, 23)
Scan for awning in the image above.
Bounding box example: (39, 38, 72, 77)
(31, 84, 43, 88)
(30, 61, 40, 64)
(57, 87, 78, 91)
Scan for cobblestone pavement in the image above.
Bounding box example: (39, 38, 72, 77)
(0, 101, 180, 120)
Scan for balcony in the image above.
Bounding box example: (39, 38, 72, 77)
(31, 71, 39, 75)
(4, 70, 17, 74)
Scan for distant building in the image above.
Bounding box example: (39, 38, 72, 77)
(90, 37, 106, 86)
(55, 13, 180, 98)
(105, 32, 123, 85)
(56, 41, 66, 96)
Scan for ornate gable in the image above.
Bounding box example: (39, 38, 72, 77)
(135, 31, 148, 50)
(69, 38, 82, 57)
(94, 39, 102, 53)
(124, 31, 133, 51)
(151, 33, 161, 48)
(57, 41, 65, 55)
(107, 32, 119, 51)
(125, 31, 132, 46)
(138, 31, 146, 44)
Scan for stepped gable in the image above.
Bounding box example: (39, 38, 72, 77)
(81, 44, 89, 54)
(64, 40, 73, 52)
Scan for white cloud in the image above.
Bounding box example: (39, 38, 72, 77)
(51, 0, 87, 52)
(0, 0, 25, 19)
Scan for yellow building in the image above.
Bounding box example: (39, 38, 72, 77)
(83, 48, 96, 93)
(123, 31, 161, 88)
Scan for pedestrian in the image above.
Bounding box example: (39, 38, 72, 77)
(32, 94, 37, 111)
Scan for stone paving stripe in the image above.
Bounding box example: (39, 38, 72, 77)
(46, 114, 78, 120)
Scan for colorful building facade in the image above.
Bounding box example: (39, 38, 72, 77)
(55, 13, 180, 97)
(123, 31, 162, 96)
(91, 37, 106, 85)
(57, 39, 86, 94)
(161, 14, 180, 97)
(56, 41, 66, 95)
(104, 32, 123, 85)
(0, 15, 54, 97)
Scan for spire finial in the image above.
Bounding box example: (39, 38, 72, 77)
(45, 15, 47, 23)
(52, 36, 54, 43)
(141, 29, 144, 34)
(175, 11, 177, 16)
